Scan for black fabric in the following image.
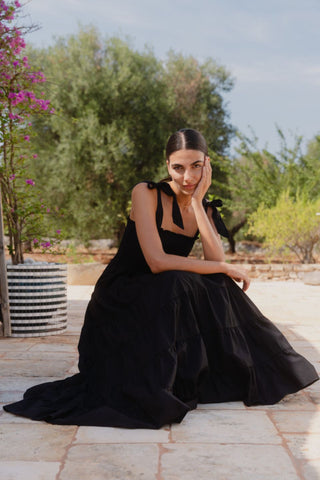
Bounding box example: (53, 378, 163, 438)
(3, 182, 319, 429)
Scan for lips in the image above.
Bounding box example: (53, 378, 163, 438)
(183, 184, 196, 190)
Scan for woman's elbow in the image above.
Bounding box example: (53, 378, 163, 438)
(148, 255, 166, 274)
(204, 252, 225, 262)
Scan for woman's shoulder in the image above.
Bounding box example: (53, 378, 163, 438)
(131, 181, 158, 203)
(130, 182, 159, 221)
(134, 180, 163, 190)
(132, 180, 171, 195)
(132, 181, 176, 205)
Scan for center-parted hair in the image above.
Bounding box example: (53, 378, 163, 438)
(165, 128, 208, 160)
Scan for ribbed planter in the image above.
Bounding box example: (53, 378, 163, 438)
(6, 263, 67, 337)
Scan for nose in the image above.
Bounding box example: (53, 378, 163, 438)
(184, 170, 194, 184)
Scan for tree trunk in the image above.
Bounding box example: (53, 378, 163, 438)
(302, 249, 315, 264)
(0, 186, 11, 336)
(227, 218, 247, 254)
(12, 230, 24, 265)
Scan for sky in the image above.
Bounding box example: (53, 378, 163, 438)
(21, 0, 320, 156)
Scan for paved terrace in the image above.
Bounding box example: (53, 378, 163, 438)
(0, 281, 319, 480)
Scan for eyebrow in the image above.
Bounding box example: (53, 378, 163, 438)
(171, 160, 204, 167)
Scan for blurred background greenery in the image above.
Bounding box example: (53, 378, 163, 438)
(22, 27, 320, 262)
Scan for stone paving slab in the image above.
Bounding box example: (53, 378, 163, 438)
(249, 391, 317, 411)
(3, 351, 76, 361)
(171, 409, 281, 444)
(60, 444, 159, 480)
(284, 433, 320, 460)
(0, 424, 77, 461)
(302, 460, 320, 480)
(197, 400, 246, 410)
(76, 425, 170, 443)
(1, 358, 74, 377)
(271, 411, 320, 434)
(0, 281, 319, 480)
(160, 444, 300, 480)
(0, 462, 60, 480)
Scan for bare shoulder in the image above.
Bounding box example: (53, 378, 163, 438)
(132, 182, 156, 197)
(131, 182, 157, 220)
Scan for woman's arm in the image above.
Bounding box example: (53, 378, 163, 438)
(191, 157, 225, 262)
(192, 201, 225, 262)
(131, 183, 250, 290)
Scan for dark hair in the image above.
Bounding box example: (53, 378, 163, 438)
(165, 128, 208, 160)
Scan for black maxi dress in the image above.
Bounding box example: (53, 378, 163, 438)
(4, 181, 319, 429)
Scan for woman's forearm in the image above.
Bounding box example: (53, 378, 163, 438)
(191, 199, 225, 262)
(150, 252, 227, 275)
(150, 253, 250, 291)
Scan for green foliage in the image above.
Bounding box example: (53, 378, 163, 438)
(163, 52, 234, 154)
(27, 27, 234, 241)
(226, 129, 320, 247)
(248, 191, 320, 263)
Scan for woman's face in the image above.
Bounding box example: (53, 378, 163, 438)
(167, 149, 205, 195)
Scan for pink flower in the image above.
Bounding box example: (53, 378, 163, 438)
(50, 108, 55, 114)
(9, 174, 16, 181)
(40, 204, 45, 209)
(15, 1, 21, 7)
(25, 179, 35, 186)
(56, 229, 61, 235)
(46, 208, 50, 213)
(32, 154, 38, 158)
(24, 135, 30, 141)
(33, 238, 38, 244)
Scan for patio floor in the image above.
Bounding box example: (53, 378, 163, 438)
(0, 281, 319, 480)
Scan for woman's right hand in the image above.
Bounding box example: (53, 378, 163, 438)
(224, 264, 251, 291)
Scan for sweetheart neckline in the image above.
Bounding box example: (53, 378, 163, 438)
(159, 226, 199, 240)
(128, 217, 198, 240)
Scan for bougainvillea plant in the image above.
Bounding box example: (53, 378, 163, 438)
(0, 0, 60, 264)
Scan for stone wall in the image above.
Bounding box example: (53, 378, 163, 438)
(243, 263, 320, 281)
(67, 262, 320, 284)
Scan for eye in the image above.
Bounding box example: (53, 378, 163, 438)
(172, 166, 182, 171)
(193, 163, 202, 168)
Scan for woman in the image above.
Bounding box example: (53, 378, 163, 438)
(4, 128, 319, 429)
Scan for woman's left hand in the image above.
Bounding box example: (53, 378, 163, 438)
(192, 156, 212, 203)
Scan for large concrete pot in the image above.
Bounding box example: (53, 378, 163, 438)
(6, 263, 67, 337)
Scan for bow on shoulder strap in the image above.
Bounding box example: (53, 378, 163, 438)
(203, 199, 229, 238)
(146, 181, 229, 237)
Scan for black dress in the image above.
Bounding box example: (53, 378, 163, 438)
(4, 181, 319, 429)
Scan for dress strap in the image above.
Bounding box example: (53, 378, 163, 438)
(145, 181, 184, 229)
(203, 198, 229, 238)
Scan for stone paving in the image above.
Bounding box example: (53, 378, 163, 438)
(0, 281, 319, 480)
